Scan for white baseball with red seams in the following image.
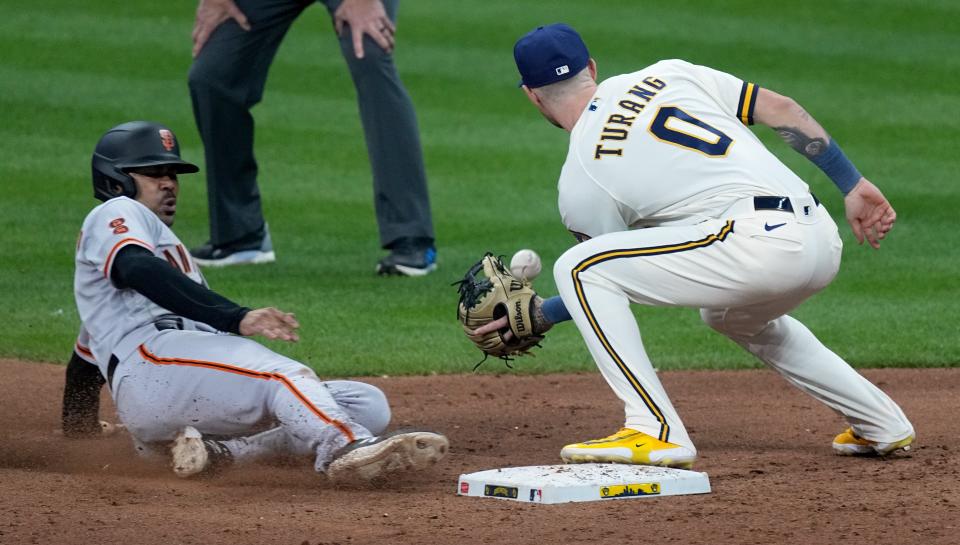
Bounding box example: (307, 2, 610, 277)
(510, 249, 542, 281)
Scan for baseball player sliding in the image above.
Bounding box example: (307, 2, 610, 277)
(61, 121, 447, 482)
(471, 24, 914, 469)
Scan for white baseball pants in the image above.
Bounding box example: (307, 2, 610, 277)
(553, 201, 913, 451)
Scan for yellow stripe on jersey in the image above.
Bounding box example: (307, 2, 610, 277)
(569, 221, 735, 442)
(737, 82, 759, 125)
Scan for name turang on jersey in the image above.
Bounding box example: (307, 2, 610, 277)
(559, 59, 812, 239)
(591, 75, 667, 160)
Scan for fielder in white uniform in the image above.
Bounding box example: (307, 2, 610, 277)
(62, 121, 447, 482)
(500, 24, 914, 468)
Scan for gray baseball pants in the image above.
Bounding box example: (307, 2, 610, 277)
(188, 0, 434, 249)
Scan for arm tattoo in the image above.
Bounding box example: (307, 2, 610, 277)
(774, 125, 829, 158)
(532, 296, 553, 335)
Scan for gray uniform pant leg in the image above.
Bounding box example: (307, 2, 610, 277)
(188, 0, 309, 246)
(323, 0, 435, 248)
(215, 380, 391, 463)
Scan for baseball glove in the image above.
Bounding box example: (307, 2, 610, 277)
(455, 253, 544, 365)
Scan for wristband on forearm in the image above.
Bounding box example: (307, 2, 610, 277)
(810, 140, 862, 195)
(541, 295, 572, 325)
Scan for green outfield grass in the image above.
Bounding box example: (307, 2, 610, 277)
(1, 0, 957, 375)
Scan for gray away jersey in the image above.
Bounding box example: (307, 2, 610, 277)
(74, 197, 205, 375)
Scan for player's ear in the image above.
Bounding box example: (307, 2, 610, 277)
(522, 85, 542, 108)
(587, 58, 597, 81)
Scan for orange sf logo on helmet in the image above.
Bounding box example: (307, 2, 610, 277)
(158, 129, 176, 151)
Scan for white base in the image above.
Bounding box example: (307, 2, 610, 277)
(457, 464, 710, 504)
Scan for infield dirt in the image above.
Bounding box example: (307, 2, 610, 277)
(1, 359, 957, 545)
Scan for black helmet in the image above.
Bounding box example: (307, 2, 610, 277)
(91, 121, 199, 201)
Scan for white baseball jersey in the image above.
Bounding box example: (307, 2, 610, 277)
(559, 59, 811, 239)
(549, 59, 914, 452)
(74, 196, 205, 377)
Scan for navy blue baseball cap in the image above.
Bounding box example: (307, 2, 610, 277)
(514, 23, 590, 88)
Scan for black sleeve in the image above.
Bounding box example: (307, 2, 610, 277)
(62, 351, 106, 438)
(110, 245, 250, 334)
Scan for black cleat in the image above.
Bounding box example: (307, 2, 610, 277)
(326, 429, 449, 483)
(191, 227, 275, 267)
(376, 238, 437, 276)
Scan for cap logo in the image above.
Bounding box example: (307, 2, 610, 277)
(158, 129, 175, 151)
(555, 65, 570, 76)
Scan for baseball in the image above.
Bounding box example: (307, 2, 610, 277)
(510, 249, 542, 281)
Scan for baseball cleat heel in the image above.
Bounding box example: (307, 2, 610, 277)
(171, 426, 233, 478)
(561, 428, 696, 469)
(832, 428, 915, 456)
(326, 430, 449, 484)
(376, 238, 437, 277)
(194, 248, 275, 268)
(191, 226, 275, 268)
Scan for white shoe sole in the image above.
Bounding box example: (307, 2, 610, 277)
(327, 431, 449, 483)
(561, 450, 696, 470)
(171, 426, 209, 478)
(833, 434, 914, 456)
(194, 250, 276, 268)
(832, 441, 874, 456)
(376, 263, 437, 277)
(560, 442, 697, 469)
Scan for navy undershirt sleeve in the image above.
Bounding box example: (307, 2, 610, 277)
(111, 245, 249, 334)
(541, 295, 572, 325)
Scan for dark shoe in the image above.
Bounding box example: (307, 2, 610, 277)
(376, 238, 437, 277)
(191, 227, 275, 267)
(171, 426, 234, 478)
(326, 429, 449, 483)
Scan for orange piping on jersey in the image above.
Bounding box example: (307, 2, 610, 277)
(162, 249, 181, 271)
(103, 238, 154, 278)
(137, 345, 356, 443)
(569, 220, 735, 443)
(176, 245, 192, 273)
(75, 343, 94, 359)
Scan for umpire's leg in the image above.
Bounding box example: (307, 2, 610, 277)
(323, 0, 435, 249)
(188, 0, 308, 247)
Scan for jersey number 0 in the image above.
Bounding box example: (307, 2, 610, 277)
(648, 106, 732, 157)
